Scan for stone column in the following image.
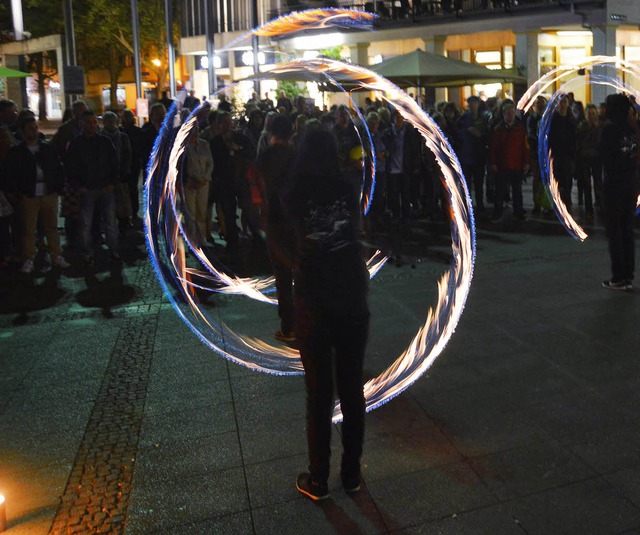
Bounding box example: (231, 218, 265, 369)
(591, 25, 617, 105)
(514, 32, 538, 103)
(227, 49, 236, 93)
(56, 44, 66, 105)
(349, 43, 369, 106)
(422, 36, 447, 104)
(447, 49, 462, 106)
(515, 32, 539, 89)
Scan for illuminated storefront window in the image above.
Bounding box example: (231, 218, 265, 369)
(623, 46, 640, 95)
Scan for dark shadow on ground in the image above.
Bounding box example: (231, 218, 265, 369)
(0, 269, 67, 316)
(76, 266, 135, 317)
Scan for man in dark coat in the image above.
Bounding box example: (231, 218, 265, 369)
(256, 115, 296, 341)
(65, 110, 120, 265)
(548, 94, 577, 208)
(383, 111, 421, 222)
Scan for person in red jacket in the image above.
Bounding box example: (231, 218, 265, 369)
(489, 100, 531, 223)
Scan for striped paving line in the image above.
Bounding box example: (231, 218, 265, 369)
(49, 308, 160, 534)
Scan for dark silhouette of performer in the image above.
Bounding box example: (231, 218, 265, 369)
(285, 129, 370, 500)
(600, 93, 638, 290)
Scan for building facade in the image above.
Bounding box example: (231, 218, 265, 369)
(179, 0, 640, 108)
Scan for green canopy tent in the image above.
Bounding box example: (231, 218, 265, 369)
(236, 64, 363, 109)
(369, 49, 526, 88)
(0, 66, 30, 78)
(236, 63, 355, 90)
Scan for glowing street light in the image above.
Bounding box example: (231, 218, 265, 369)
(152, 58, 162, 67)
(0, 494, 6, 533)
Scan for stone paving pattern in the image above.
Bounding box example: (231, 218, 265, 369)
(2, 186, 640, 534)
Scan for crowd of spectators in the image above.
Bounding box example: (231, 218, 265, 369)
(0, 87, 637, 285)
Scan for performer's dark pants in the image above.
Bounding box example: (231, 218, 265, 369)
(219, 184, 238, 249)
(552, 155, 574, 208)
(296, 299, 369, 485)
(267, 236, 294, 335)
(604, 187, 636, 282)
(368, 170, 387, 227)
(579, 156, 602, 214)
(463, 161, 486, 211)
(388, 172, 411, 221)
(493, 170, 524, 219)
(127, 166, 142, 218)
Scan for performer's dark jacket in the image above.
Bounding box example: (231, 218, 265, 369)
(285, 169, 369, 314)
(600, 121, 638, 195)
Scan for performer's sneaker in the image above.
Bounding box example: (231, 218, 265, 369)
(602, 279, 629, 291)
(20, 259, 34, 274)
(54, 256, 70, 269)
(274, 330, 296, 343)
(296, 473, 329, 501)
(341, 472, 361, 494)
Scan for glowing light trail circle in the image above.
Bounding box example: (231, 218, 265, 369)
(145, 10, 476, 422)
(517, 56, 640, 239)
(156, 94, 384, 304)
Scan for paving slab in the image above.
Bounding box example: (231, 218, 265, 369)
(1, 183, 640, 533)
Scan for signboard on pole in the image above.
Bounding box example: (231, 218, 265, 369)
(136, 98, 149, 118)
(63, 65, 85, 95)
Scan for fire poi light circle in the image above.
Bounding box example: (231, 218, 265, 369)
(145, 9, 476, 421)
(517, 55, 640, 241)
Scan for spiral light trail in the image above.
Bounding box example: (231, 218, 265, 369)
(518, 56, 640, 240)
(145, 10, 476, 421)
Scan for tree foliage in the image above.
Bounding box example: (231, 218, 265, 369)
(75, 0, 179, 101)
(10, 0, 180, 110)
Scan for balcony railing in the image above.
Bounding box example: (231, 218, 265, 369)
(268, 0, 604, 24)
(180, 0, 605, 39)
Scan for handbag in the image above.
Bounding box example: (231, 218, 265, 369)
(114, 182, 132, 219)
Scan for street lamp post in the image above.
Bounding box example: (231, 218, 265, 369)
(204, 0, 217, 96)
(11, 0, 28, 108)
(164, 0, 176, 98)
(251, 0, 260, 94)
(130, 0, 143, 100)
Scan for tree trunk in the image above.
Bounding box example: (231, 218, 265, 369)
(155, 67, 167, 98)
(34, 53, 48, 120)
(108, 46, 120, 111)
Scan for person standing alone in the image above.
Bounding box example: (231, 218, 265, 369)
(600, 93, 638, 290)
(286, 129, 370, 500)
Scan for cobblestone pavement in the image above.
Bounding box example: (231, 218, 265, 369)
(2, 189, 640, 534)
(49, 312, 158, 535)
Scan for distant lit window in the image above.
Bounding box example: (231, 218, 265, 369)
(475, 50, 501, 64)
(625, 46, 640, 62)
(503, 46, 514, 69)
(560, 47, 587, 67)
(475, 50, 502, 71)
(538, 47, 556, 77)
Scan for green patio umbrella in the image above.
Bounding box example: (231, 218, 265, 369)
(370, 49, 526, 88)
(0, 66, 30, 78)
